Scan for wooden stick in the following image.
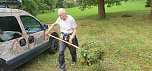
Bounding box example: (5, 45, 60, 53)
(48, 34, 79, 49)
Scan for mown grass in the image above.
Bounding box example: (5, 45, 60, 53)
(15, 0, 152, 71)
(37, 0, 148, 24)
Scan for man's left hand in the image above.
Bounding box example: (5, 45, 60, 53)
(69, 37, 73, 44)
(45, 30, 50, 36)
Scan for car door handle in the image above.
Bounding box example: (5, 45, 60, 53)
(19, 38, 26, 47)
(28, 36, 35, 44)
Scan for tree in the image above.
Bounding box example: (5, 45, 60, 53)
(0, 0, 52, 15)
(33, 0, 49, 13)
(145, 0, 150, 7)
(21, 0, 38, 16)
(149, 0, 152, 19)
(98, 0, 105, 18)
(56, 0, 64, 8)
(43, 0, 57, 12)
(79, 0, 128, 18)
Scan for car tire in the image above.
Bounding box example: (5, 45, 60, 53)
(0, 67, 4, 71)
(47, 32, 59, 54)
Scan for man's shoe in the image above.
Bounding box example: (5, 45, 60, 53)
(71, 62, 76, 65)
(60, 69, 66, 71)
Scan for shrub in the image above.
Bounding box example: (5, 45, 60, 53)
(63, 1, 76, 8)
(145, 0, 150, 7)
(79, 41, 104, 66)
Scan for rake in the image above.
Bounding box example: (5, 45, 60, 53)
(48, 34, 79, 49)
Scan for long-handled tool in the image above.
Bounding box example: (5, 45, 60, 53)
(48, 34, 79, 49)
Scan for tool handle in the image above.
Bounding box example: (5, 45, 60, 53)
(48, 34, 79, 49)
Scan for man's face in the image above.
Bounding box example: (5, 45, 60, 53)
(0, 31, 3, 34)
(0, 29, 3, 34)
(59, 13, 67, 20)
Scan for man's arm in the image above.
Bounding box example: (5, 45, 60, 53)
(15, 32, 22, 35)
(71, 28, 77, 39)
(45, 23, 57, 35)
(69, 28, 77, 44)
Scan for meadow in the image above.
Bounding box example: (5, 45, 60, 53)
(15, 0, 152, 71)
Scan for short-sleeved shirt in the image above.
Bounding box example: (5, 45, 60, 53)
(0, 31, 16, 41)
(54, 15, 77, 34)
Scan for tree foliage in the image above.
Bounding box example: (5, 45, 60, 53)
(78, 0, 129, 18)
(43, 0, 57, 12)
(56, 0, 64, 8)
(79, 0, 128, 10)
(145, 0, 150, 7)
(105, 0, 128, 7)
(21, 0, 38, 16)
(0, 0, 77, 16)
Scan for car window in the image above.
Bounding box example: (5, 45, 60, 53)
(20, 16, 43, 34)
(0, 16, 22, 42)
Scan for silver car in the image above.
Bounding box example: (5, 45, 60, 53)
(0, 8, 59, 71)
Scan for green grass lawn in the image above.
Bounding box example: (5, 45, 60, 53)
(15, 0, 152, 71)
(37, 0, 148, 24)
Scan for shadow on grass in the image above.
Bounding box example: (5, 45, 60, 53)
(14, 50, 57, 71)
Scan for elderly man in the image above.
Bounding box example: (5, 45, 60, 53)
(45, 8, 78, 71)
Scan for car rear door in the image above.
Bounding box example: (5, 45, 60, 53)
(0, 16, 29, 69)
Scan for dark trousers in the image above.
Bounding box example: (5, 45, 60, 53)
(58, 36, 78, 70)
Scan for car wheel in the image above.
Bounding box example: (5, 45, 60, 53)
(47, 32, 59, 54)
(0, 59, 5, 71)
(0, 68, 4, 71)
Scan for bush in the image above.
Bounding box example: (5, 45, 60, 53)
(21, 0, 38, 16)
(79, 41, 104, 66)
(63, 1, 76, 8)
(145, 0, 150, 7)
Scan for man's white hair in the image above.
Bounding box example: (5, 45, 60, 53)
(58, 8, 67, 15)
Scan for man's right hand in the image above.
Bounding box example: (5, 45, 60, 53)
(45, 23, 57, 36)
(45, 30, 50, 36)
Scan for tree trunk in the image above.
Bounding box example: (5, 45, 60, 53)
(98, 0, 105, 18)
(149, 0, 152, 19)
